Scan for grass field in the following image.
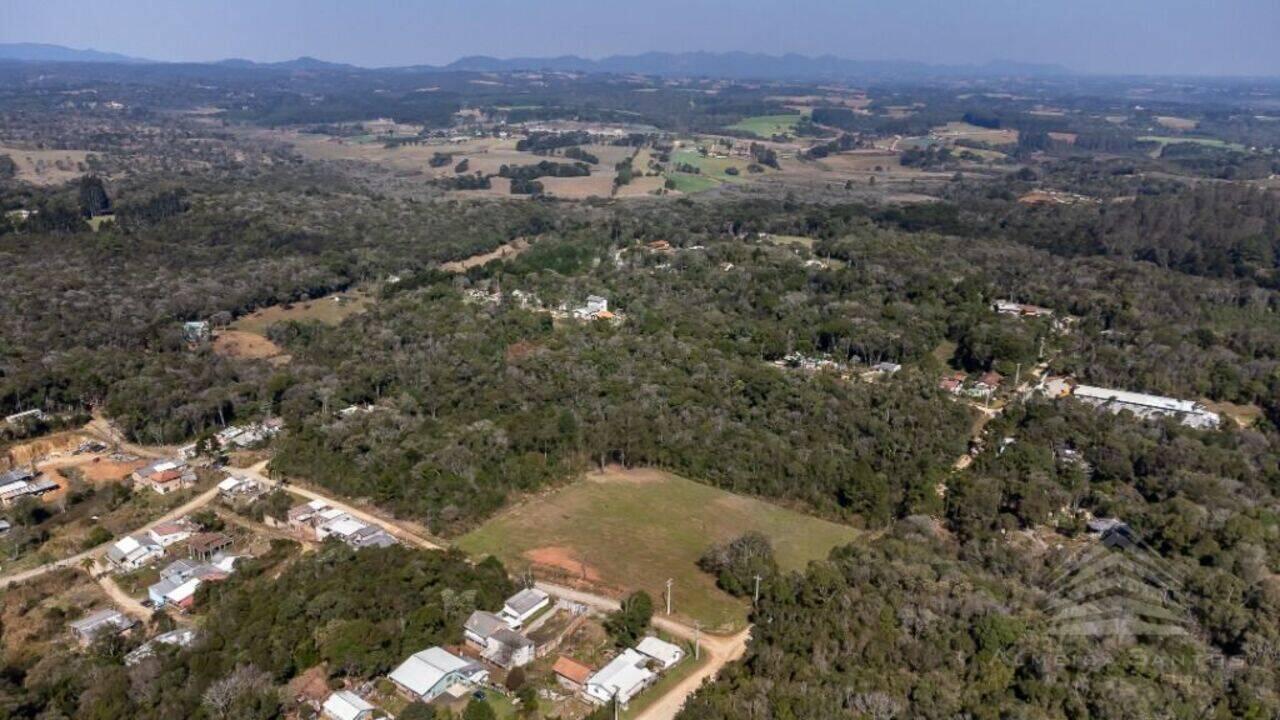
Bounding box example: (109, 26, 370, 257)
(1139, 135, 1247, 154)
(665, 172, 719, 193)
(727, 114, 804, 138)
(457, 467, 859, 633)
(230, 290, 374, 335)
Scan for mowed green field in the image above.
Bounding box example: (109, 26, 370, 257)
(665, 149, 755, 193)
(1139, 135, 1247, 153)
(457, 467, 859, 633)
(727, 113, 804, 138)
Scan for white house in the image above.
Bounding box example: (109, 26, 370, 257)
(147, 522, 193, 548)
(389, 646, 488, 702)
(321, 690, 376, 720)
(501, 587, 550, 629)
(585, 649, 656, 706)
(464, 610, 534, 668)
(106, 534, 164, 572)
(635, 636, 685, 670)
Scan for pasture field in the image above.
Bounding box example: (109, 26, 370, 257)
(0, 146, 93, 186)
(229, 289, 374, 335)
(457, 467, 859, 633)
(1155, 115, 1198, 130)
(726, 113, 804, 138)
(665, 172, 719, 194)
(1139, 135, 1247, 154)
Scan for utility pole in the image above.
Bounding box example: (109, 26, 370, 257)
(753, 574, 762, 606)
(1014, 362, 1022, 389)
(665, 578, 673, 615)
(612, 687, 620, 720)
(694, 621, 702, 660)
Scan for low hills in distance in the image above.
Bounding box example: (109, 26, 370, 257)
(0, 42, 1069, 79)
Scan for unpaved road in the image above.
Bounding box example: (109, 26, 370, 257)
(0, 484, 220, 589)
(535, 581, 750, 720)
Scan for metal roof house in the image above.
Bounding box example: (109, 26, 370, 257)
(636, 636, 685, 670)
(501, 587, 550, 628)
(321, 690, 376, 720)
(388, 646, 489, 702)
(69, 609, 136, 645)
(106, 534, 164, 572)
(585, 649, 657, 706)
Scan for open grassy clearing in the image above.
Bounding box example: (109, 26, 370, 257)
(457, 467, 859, 633)
(932, 121, 1019, 146)
(0, 146, 94, 186)
(1140, 135, 1248, 154)
(229, 289, 374, 336)
(1155, 115, 1198, 130)
(727, 113, 805, 138)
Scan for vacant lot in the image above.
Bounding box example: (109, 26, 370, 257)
(1155, 115, 1198, 130)
(0, 146, 93, 186)
(230, 290, 374, 335)
(457, 467, 859, 632)
(727, 114, 804, 138)
(212, 331, 288, 363)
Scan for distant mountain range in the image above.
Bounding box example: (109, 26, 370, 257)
(0, 42, 146, 64)
(0, 43, 1071, 80)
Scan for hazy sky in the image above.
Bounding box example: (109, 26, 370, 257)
(2, 0, 1278, 76)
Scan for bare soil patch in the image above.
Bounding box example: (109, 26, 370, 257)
(212, 330, 288, 362)
(0, 146, 94, 186)
(441, 237, 532, 272)
(524, 546, 604, 583)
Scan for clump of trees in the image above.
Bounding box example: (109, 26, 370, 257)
(604, 591, 653, 647)
(698, 532, 777, 597)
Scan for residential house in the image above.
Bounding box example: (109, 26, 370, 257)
(1071, 385, 1221, 429)
(572, 295, 611, 321)
(348, 524, 397, 549)
(585, 649, 657, 706)
(69, 609, 136, 645)
(971, 371, 1003, 396)
(147, 521, 193, 548)
(388, 646, 489, 702)
(106, 534, 164, 572)
(188, 532, 232, 561)
(871, 361, 902, 375)
(501, 587, 550, 629)
(317, 515, 366, 542)
(322, 690, 376, 720)
(553, 656, 594, 693)
(465, 610, 534, 668)
(159, 558, 201, 583)
(163, 578, 202, 612)
(147, 577, 183, 607)
(183, 321, 211, 343)
(938, 371, 966, 396)
(287, 499, 330, 534)
(993, 300, 1054, 318)
(635, 636, 685, 670)
(131, 459, 196, 495)
(0, 519, 10, 535)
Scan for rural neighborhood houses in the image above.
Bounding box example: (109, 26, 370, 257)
(388, 646, 489, 703)
(281, 499, 398, 549)
(131, 458, 196, 495)
(553, 655, 594, 693)
(124, 628, 197, 665)
(636, 635, 686, 670)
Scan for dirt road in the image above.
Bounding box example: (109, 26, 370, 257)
(234, 462, 445, 551)
(96, 574, 156, 622)
(0, 485, 220, 589)
(535, 581, 750, 720)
